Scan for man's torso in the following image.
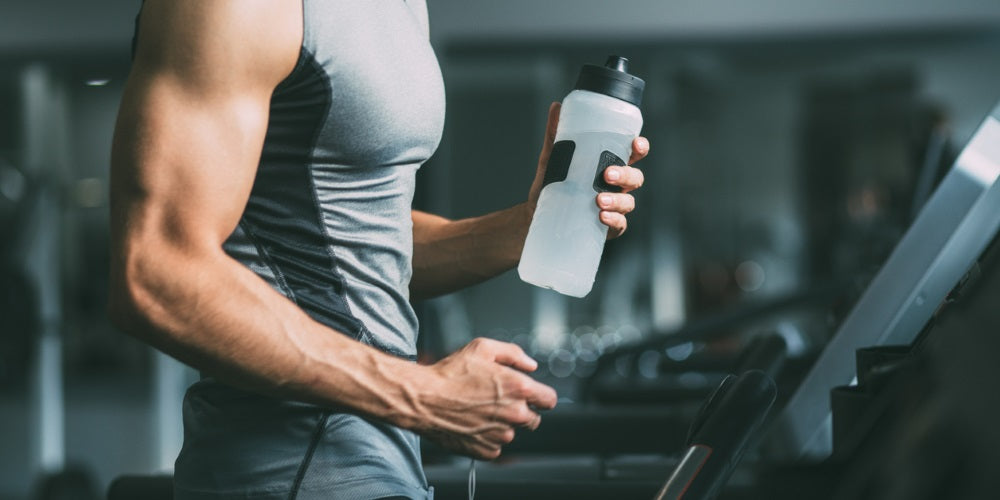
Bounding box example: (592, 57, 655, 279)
(174, 1, 445, 498)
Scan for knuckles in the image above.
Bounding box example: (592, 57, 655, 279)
(497, 400, 534, 426)
(623, 194, 636, 212)
(514, 405, 535, 424)
(633, 137, 650, 155)
(510, 343, 527, 357)
(597, 193, 636, 213)
(467, 337, 490, 352)
(605, 167, 644, 190)
(505, 375, 532, 399)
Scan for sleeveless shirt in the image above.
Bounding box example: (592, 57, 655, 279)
(223, 0, 445, 358)
(172, 1, 445, 498)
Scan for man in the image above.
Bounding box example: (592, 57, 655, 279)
(108, 1, 649, 498)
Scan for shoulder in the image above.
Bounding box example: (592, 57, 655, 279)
(132, 0, 302, 92)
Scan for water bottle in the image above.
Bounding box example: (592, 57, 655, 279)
(518, 56, 645, 297)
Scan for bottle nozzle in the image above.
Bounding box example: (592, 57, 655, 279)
(605, 56, 629, 73)
(575, 55, 644, 106)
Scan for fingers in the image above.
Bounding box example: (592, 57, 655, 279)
(596, 191, 634, 240)
(469, 403, 536, 461)
(603, 165, 644, 193)
(496, 400, 539, 428)
(596, 192, 635, 214)
(483, 345, 558, 418)
(628, 136, 650, 165)
(468, 337, 538, 373)
(594, 137, 647, 240)
(417, 348, 557, 460)
(507, 371, 558, 410)
(479, 448, 502, 461)
(429, 337, 559, 460)
(600, 211, 628, 239)
(469, 443, 502, 461)
(454, 400, 539, 460)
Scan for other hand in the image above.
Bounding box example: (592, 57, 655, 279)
(414, 338, 558, 460)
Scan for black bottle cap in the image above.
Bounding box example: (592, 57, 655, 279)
(574, 55, 645, 107)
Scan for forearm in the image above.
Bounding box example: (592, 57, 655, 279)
(410, 203, 533, 299)
(109, 244, 424, 427)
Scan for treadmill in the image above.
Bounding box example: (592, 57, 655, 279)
(766, 101, 1000, 459)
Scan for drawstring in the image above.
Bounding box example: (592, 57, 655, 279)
(467, 459, 476, 500)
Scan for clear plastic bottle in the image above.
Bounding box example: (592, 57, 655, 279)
(518, 56, 645, 297)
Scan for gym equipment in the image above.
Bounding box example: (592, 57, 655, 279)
(33, 465, 99, 500)
(426, 370, 774, 500)
(766, 101, 1000, 459)
(747, 200, 1000, 500)
(106, 475, 172, 500)
(655, 370, 776, 500)
(581, 282, 843, 405)
(456, 333, 788, 457)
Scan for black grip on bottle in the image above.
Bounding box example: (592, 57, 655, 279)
(593, 150, 626, 193)
(542, 140, 575, 187)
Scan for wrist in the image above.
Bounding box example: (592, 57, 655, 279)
(512, 201, 534, 262)
(518, 199, 536, 227)
(374, 357, 435, 430)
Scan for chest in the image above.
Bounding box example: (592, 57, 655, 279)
(302, 0, 446, 167)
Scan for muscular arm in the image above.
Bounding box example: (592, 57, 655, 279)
(109, 0, 554, 460)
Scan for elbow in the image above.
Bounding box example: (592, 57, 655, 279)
(106, 263, 152, 339)
(106, 246, 171, 342)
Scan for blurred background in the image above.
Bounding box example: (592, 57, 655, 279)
(2, 0, 1000, 498)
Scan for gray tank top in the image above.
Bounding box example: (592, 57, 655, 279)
(223, 0, 445, 358)
(173, 1, 445, 498)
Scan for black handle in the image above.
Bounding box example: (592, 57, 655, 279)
(655, 370, 777, 500)
(736, 334, 788, 380)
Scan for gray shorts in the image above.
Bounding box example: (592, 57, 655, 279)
(173, 379, 434, 500)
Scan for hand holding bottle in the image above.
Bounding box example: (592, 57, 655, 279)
(527, 103, 649, 240)
(520, 56, 649, 297)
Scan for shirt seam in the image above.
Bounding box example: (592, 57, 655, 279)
(239, 220, 298, 302)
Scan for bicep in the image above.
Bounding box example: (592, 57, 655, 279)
(110, 0, 300, 253)
(111, 73, 269, 250)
